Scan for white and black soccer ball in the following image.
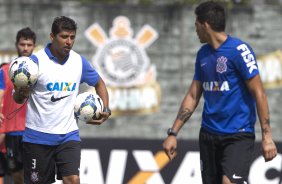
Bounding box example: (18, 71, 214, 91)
(74, 92, 104, 122)
(8, 56, 39, 87)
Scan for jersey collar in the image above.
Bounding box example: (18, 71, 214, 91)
(44, 43, 70, 65)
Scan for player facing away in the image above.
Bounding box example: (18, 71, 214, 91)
(0, 27, 36, 184)
(13, 16, 111, 184)
(163, 1, 277, 184)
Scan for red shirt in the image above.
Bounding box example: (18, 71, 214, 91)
(0, 64, 26, 133)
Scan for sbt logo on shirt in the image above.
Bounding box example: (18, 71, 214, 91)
(202, 81, 230, 91)
(237, 44, 258, 74)
(46, 82, 77, 91)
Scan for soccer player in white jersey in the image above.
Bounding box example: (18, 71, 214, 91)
(163, 1, 277, 184)
(13, 16, 111, 184)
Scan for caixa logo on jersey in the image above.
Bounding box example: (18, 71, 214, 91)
(85, 16, 161, 116)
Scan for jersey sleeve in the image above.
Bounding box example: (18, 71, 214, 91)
(193, 52, 201, 81)
(233, 43, 259, 80)
(80, 56, 100, 86)
(0, 69, 5, 89)
(30, 54, 39, 65)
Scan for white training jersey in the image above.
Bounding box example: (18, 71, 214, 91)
(26, 45, 99, 137)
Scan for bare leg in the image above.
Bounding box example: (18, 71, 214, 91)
(63, 175, 80, 184)
(0, 176, 4, 184)
(11, 169, 24, 184)
(222, 175, 235, 184)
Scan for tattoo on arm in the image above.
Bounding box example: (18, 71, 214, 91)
(262, 118, 270, 134)
(177, 108, 193, 123)
(265, 118, 270, 125)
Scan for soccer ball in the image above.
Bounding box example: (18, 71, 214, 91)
(8, 56, 39, 87)
(74, 92, 104, 122)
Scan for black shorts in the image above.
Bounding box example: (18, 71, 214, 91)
(5, 134, 23, 172)
(199, 128, 255, 184)
(0, 152, 7, 176)
(23, 141, 81, 184)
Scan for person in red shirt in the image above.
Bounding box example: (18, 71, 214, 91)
(0, 133, 7, 184)
(0, 27, 36, 184)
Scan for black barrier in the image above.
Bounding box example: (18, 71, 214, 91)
(79, 138, 282, 184)
(5, 138, 280, 184)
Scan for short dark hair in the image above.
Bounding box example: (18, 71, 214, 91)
(16, 27, 36, 44)
(51, 16, 77, 35)
(195, 1, 226, 32)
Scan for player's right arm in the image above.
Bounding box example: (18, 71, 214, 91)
(163, 80, 202, 160)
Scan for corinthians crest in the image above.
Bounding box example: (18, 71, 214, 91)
(216, 56, 228, 74)
(85, 16, 161, 116)
(85, 16, 158, 87)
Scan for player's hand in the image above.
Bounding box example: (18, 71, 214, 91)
(86, 111, 110, 125)
(163, 135, 177, 161)
(14, 85, 31, 98)
(261, 138, 277, 162)
(13, 85, 32, 104)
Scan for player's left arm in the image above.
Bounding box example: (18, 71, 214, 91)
(80, 57, 110, 125)
(245, 74, 277, 162)
(86, 77, 110, 125)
